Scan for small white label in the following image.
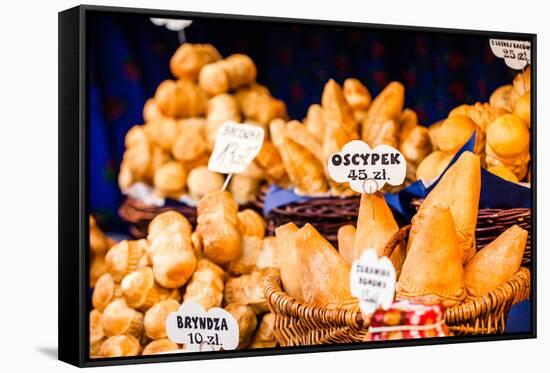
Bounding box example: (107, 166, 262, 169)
(123, 182, 165, 206)
(208, 121, 265, 174)
(350, 249, 396, 315)
(327, 140, 406, 194)
(489, 39, 531, 70)
(166, 302, 239, 352)
(150, 18, 193, 31)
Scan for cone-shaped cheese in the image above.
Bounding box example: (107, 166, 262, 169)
(304, 104, 326, 143)
(275, 223, 303, 301)
(352, 192, 405, 275)
(318, 78, 355, 197)
(321, 79, 358, 138)
(322, 115, 353, 160)
(343, 78, 371, 111)
(464, 225, 527, 297)
(283, 120, 324, 163)
(363, 119, 399, 149)
(364, 81, 404, 124)
(279, 137, 328, 195)
(397, 204, 465, 308)
(337, 224, 356, 265)
(295, 223, 352, 307)
(409, 151, 480, 263)
(322, 123, 355, 196)
(362, 81, 404, 140)
(353, 192, 397, 258)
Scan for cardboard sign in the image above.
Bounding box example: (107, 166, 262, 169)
(208, 121, 265, 174)
(350, 249, 396, 315)
(327, 140, 406, 194)
(489, 39, 531, 70)
(166, 302, 239, 352)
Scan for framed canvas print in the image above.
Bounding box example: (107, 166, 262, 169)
(59, 4, 536, 367)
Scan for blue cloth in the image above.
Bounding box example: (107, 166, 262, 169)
(479, 168, 531, 209)
(262, 184, 311, 216)
(505, 300, 532, 334)
(385, 132, 531, 221)
(385, 133, 477, 220)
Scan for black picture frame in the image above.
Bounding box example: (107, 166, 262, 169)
(58, 4, 537, 368)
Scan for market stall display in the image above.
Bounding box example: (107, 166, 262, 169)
(109, 43, 533, 356)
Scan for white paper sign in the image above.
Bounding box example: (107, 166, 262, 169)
(489, 39, 531, 70)
(123, 182, 165, 207)
(327, 140, 406, 194)
(350, 249, 396, 315)
(150, 18, 193, 31)
(208, 121, 265, 174)
(166, 302, 239, 352)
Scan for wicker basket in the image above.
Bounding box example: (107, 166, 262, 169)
(118, 197, 198, 238)
(264, 196, 531, 263)
(411, 199, 532, 265)
(264, 225, 531, 346)
(476, 208, 532, 265)
(257, 186, 360, 247)
(119, 196, 265, 239)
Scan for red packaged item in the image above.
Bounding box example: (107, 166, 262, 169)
(367, 301, 451, 341)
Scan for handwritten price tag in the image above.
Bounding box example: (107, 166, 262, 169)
(489, 39, 531, 70)
(350, 249, 396, 315)
(327, 140, 406, 194)
(166, 302, 239, 352)
(208, 121, 265, 174)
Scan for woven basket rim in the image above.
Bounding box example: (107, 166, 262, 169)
(447, 267, 530, 323)
(265, 268, 529, 331)
(265, 223, 530, 332)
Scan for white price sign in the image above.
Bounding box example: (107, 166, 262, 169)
(166, 302, 239, 352)
(208, 121, 265, 174)
(327, 140, 406, 194)
(350, 249, 396, 315)
(489, 39, 531, 70)
(123, 182, 165, 206)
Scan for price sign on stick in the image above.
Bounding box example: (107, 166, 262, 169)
(208, 122, 264, 190)
(489, 39, 531, 70)
(350, 249, 396, 315)
(327, 140, 406, 194)
(166, 302, 239, 352)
